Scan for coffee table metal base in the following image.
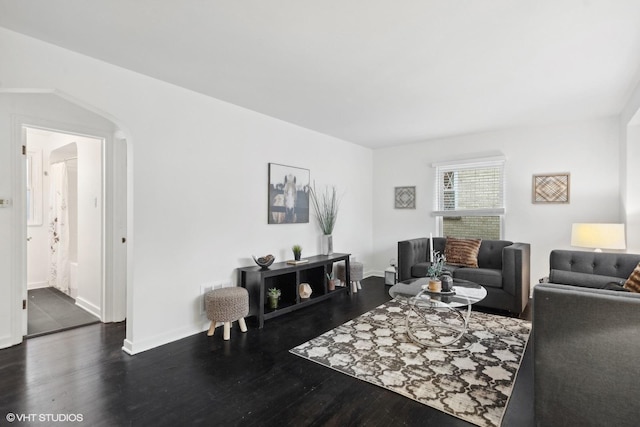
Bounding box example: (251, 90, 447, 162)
(405, 290, 474, 350)
(389, 278, 487, 350)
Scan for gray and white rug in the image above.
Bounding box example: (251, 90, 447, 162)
(290, 300, 531, 427)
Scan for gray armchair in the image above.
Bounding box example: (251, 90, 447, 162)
(534, 283, 640, 426)
(397, 237, 530, 314)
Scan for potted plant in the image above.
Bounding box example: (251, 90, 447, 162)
(292, 244, 302, 261)
(267, 288, 281, 309)
(309, 183, 340, 255)
(326, 273, 339, 291)
(427, 251, 446, 292)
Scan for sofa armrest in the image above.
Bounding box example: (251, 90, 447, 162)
(533, 284, 640, 426)
(398, 238, 429, 282)
(502, 242, 530, 312)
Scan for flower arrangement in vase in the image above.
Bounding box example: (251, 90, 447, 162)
(427, 251, 446, 292)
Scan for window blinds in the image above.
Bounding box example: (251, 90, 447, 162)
(432, 157, 505, 217)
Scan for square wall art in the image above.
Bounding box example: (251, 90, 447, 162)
(532, 173, 570, 204)
(395, 186, 416, 209)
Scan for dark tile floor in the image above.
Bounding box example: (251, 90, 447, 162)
(27, 287, 100, 337)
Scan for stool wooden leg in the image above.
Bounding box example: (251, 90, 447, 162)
(238, 317, 247, 333)
(223, 322, 231, 340)
(357, 281, 362, 290)
(207, 321, 216, 336)
(351, 281, 358, 293)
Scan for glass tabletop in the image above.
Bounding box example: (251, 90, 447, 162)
(389, 277, 487, 308)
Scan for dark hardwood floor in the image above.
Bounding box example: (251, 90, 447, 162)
(0, 277, 534, 426)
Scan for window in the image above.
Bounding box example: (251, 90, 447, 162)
(432, 157, 505, 239)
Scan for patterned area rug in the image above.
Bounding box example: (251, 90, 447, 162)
(290, 300, 531, 427)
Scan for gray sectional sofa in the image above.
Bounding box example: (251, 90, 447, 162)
(533, 283, 640, 426)
(397, 237, 531, 314)
(548, 249, 640, 289)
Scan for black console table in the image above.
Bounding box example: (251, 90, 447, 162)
(238, 253, 351, 328)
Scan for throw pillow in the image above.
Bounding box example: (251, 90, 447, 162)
(444, 237, 481, 268)
(623, 263, 640, 293)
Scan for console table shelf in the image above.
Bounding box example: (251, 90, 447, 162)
(239, 253, 351, 328)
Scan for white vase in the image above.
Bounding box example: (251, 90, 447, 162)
(322, 234, 334, 255)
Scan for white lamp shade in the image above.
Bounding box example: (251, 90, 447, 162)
(571, 223, 626, 250)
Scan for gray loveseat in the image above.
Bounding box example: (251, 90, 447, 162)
(533, 283, 640, 426)
(397, 237, 531, 314)
(548, 249, 640, 289)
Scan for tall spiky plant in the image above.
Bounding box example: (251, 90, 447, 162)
(309, 183, 340, 235)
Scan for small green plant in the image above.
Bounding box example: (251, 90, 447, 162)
(267, 287, 281, 309)
(267, 288, 281, 298)
(428, 251, 446, 278)
(292, 244, 302, 260)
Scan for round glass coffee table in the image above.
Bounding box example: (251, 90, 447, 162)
(389, 277, 487, 349)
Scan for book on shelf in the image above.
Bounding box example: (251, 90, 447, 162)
(286, 259, 309, 265)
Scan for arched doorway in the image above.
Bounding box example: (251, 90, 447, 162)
(1, 91, 128, 347)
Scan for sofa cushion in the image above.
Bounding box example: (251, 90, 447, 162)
(411, 262, 430, 278)
(477, 240, 512, 269)
(445, 237, 481, 267)
(549, 269, 625, 289)
(454, 267, 503, 289)
(624, 263, 640, 293)
(549, 250, 639, 279)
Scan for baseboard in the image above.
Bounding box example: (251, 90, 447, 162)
(75, 296, 101, 319)
(27, 281, 48, 290)
(122, 339, 135, 355)
(120, 324, 206, 355)
(0, 331, 23, 350)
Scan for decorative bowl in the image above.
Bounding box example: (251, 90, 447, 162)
(252, 254, 275, 269)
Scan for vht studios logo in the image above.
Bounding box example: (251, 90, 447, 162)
(6, 413, 84, 423)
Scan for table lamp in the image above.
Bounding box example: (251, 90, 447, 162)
(570, 223, 626, 252)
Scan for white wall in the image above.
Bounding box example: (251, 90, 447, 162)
(75, 136, 103, 316)
(0, 28, 373, 353)
(621, 77, 640, 252)
(372, 118, 621, 284)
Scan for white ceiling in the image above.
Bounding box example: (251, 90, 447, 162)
(1, 1, 640, 148)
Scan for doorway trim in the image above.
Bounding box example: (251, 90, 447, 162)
(9, 93, 128, 346)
